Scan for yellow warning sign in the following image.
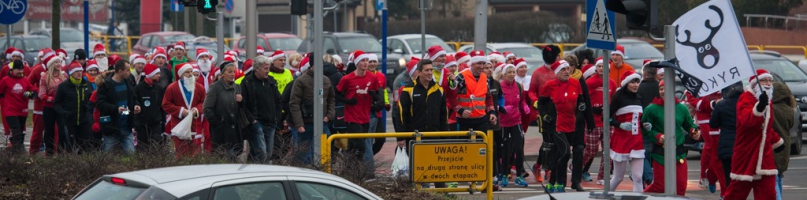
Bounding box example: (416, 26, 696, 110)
(411, 143, 487, 182)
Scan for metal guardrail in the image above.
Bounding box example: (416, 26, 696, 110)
(320, 130, 494, 198)
(744, 14, 807, 29)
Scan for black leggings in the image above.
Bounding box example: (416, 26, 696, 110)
(501, 125, 526, 176)
(6, 116, 27, 151)
(66, 122, 93, 153)
(43, 107, 67, 154)
(569, 130, 585, 185)
(549, 132, 571, 186)
(722, 157, 732, 188)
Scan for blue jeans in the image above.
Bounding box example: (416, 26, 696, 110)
(103, 129, 135, 155)
(294, 123, 331, 165)
(248, 123, 277, 163)
(776, 174, 783, 200)
(643, 139, 654, 183)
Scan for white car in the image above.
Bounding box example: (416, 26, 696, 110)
(72, 164, 382, 200)
(458, 43, 546, 74)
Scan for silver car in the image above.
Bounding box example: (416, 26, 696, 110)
(458, 43, 546, 74)
(72, 164, 382, 200)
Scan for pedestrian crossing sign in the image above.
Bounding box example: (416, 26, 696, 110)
(586, 0, 617, 50)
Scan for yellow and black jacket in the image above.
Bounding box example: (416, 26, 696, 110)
(396, 79, 448, 142)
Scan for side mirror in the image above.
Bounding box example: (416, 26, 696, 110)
(393, 49, 403, 54)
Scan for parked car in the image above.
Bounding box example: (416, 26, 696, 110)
(458, 43, 546, 73)
(386, 34, 455, 61)
(297, 32, 406, 89)
(569, 38, 664, 70)
(72, 164, 382, 200)
(133, 32, 195, 55)
(233, 33, 302, 59)
(0, 35, 52, 65)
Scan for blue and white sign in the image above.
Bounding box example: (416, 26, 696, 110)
(226, 0, 234, 14)
(171, 0, 183, 12)
(376, 0, 384, 11)
(586, 0, 616, 50)
(0, 0, 27, 25)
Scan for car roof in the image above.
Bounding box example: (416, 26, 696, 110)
(238, 33, 298, 39)
(2, 35, 49, 39)
(388, 34, 439, 40)
(749, 52, 784, 60)
(328, 32, 374, 38)
(109, 164, 333, 185)
(144, 31, 192, 36)
(459, 42, 536, 50)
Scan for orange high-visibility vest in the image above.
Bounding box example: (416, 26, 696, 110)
(457, 69, 488, 119)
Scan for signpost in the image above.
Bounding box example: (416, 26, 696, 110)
(586, 0, 615, 197)
(411, 142, 488, 183)
(0, 0, 27, 46)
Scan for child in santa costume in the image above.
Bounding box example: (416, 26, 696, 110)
(723, 69, 785, 200)
(162, 63, 206, 158)
(607, 70, 645, 192)
(642, 80, 700, 196)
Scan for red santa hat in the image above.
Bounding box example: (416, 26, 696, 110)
(351, 50, 372, 64)
(514, 58, 527, 69)
(620, 70, 642, 87)
(192, 64, 200, 73)
(659, 80, 666, 87)
(643, 59, 653, 66)
(132, 55, 147, 65)
(427, 45, 447, 61)
(257, 46, 265, 55)
(212, 67, 221, 77)
(67, 61, 84, 75)
(298, 55, 311, 74)
(243, 59, 254, 74)
(234, 69, 245, 80)
(469, 50, 487, 64)
(151, 47, 167, 63)
(550, 60, 570, 75)
(594, 56, 604, 66)
(445, 54, 458, 68)
(493, 62, 506, 77)
(144, 63, 160, 79)
(108, 54, 121, 67)
(611, 45, 625, 57)
(501, 63, 517, 75)
(129, 53, 141, 63)
(5, 47, 24, 59)
(406, 57, 420, 77)
(749, 69, 773, 87)
(455, 52, 470, 64)
(92, 44, 106, 57)
(43, 49, 62, 67)
(174, 63, 194, 80)
(196, 48, 211, 61)
(37, 49, 45, 61)
(167, 44, 175, 53)
(174, 42, 185, 51)
(56, 49, 68, 58)
(504, 51, 516, 60)
(268, 50, 285, 61)
(488, 52, 505, 63)
(582, 64, 596, 79)
(223, 54, 237, 63)
(86, 60, 99, 71)
(658, 68, 665, 75)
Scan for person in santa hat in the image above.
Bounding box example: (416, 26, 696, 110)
(560, 54, 596, 191)
(426, 46, 457, 91)
(365, 53, 391, 155)
(53, 61, 94, 153)
(166, 45, 175, 60)
(391, 57, 420, 133)
(582, 57, 617, 183)
(529, 45, 561, 183)
(26, 48, 55, 155)
(722, 69, 785, 200)
(606, 70, 645, 192)
(287, 53, 303, 77)
(266, 50, 294, 93)
(170, 42, 192, 75)
(257, 46, 266, 56)
(642, 80, 700, 196)
(0, 47, 30, 81)
(152, 47, 173, 88)
(72, 49, 88, 67)
(609, 45, 635, 84)
(455, 51, 470, 72)
(39, 52, 68, 155)
(134, 63, 166, 151)
(636, 59, 660, 185)
(537, 60, 585, 193)
(162, 62, 206, 157)
(235, 59, 253, 84)
(488, 52, 506, 66)
(196, 48, 216, 91)
(0, 60, 36, 152)
(56, 49, 69, 66)
(504, 51, 516, 64)
(497, 63, 531, 188)
(336, 50, 382, 178)
(95, 60, 141, 155)
(443, 55, 460, 131)
(129, 55, 148, 85)
(684, 81, 724, 194)
(92, 44, 110, 72)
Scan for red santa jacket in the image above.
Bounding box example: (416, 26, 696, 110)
(0, 63, 31, 81)
(0, 75, 35, 117)
(28, 64, 46, 114)
(162, 81, 206, 138)
(687, 92, 722, 125)
(528, 65, 557, 108)
(610, 91, 645, 162)
(196, 71, 216, 92)
(586, 75, 616, 127)
(732, 90, 784, 181)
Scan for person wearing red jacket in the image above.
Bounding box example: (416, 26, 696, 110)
(724, 69, 784, 200)
(529, 45, 560, 183)
(537, 60, 584, 193)
(162, 63, 206, 158)
(27, 48, 53, 155)
(687, 90, 724, 193)
(0, 60, 36, 151)
(582, 58, 618, 183)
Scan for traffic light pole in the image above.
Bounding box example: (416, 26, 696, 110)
(245, 0, 257, 59)
(473, 0, 487, 52)
(216, 11, 224, 67)
(662, 24, 677, 196)
(380, 1, 388, 132)
(313, 0, 325, 159)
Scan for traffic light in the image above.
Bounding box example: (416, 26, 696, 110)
(291, 0, 307, 16)
(606, 0, 658, 31)
(197, 0, 218, 14)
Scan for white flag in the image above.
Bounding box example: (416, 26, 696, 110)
(672, 0, 755, 97)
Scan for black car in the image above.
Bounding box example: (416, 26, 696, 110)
(297, 32, 406, 90)
(0, 35, 52, 65)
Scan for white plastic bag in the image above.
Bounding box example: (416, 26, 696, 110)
(391, 147, 410, 177)
(171, 115, 194, 140)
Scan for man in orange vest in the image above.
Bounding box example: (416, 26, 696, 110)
(454, 50, 496, 133)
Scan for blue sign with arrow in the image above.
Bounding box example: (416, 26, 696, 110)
(0, 0, 27, 25)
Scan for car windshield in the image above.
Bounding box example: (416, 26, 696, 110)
(164, 34, 195, 44)
(23, 38, 51, 52)
(61, 29, 84, 42)
(405, 38, 455, 54)
(268, 37, 302, 51)
(74, 181, 146, 200)
(338, 36, 382, 53)
(499, 47, 543, 61)
(753, 59, 807, 82)
(621, 42, 663, 59)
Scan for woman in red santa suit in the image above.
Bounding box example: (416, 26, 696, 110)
(607, 70, 645, 192)
(162, 63, 206, 157)
(723, 69, 785, 200)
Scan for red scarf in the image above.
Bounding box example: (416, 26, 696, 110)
(651, 96, 681, 106)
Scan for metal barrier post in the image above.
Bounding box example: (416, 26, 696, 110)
(321, 134, 330, 173)
(486, 130, 493, 199)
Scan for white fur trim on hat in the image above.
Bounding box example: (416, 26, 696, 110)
(505, 53, 516, 59)
(68, 66, 84, 75)
(554, 61, 570, 75)
(430, 50, 447, 61)
(502, 64, 517, 75)
(469, 55, 487, 64)
(269, 53, 285, 61)
(87, 63, 99, 71)
(178, 64, 193, 77)
(46, 56, 62, 68)
(196, 52, 210, 61)
(611, 50, 624, 57)
(446, 61, 458, 68)
(354, 53, 372, 64)
(749, 73, 773, 87)
(658, 68, 665, 74)
(583, 67, 597, 79)
(10, 50, 23, 59)
(331, 55, 342, 63)
(595, 59, 604, 67)
(368, 54, 378, 62)
(133, 57, 147, 65)
(457, 55, 470, 64)
(146, 68, 161, 79)
(515, 61, 528, 69)
(621, 73, 642, 87)
(174, 45, 185, 50)
(488, 54, 505, 63)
